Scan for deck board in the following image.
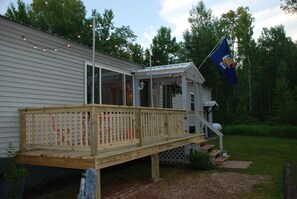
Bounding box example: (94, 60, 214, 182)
(17, 135, 205, 170)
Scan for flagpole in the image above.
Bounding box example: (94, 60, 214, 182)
(198, 36, 225, 70)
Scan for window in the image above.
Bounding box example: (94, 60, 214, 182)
(85, 64, 133, 106)
(86, 65, 99, 104)
(163, 85, 173, 108)
(126, 75, 133, 106)
(190, 93, 195, 111)
(102, 69, 124, 105)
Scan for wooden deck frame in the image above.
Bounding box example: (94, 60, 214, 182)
(17, 104, 205, 199)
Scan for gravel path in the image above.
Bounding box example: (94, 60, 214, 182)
(126, 171, 269, 199)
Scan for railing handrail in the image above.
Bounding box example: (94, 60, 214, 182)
(19, 104, 186, 113)
(197, 114, 223, 151)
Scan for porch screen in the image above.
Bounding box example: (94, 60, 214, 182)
(87, 65, 100, 104)
(126, 75, 133, 106)
(102, 69, 123, 105)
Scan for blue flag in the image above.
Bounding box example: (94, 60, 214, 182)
(210, 37, 238, 86)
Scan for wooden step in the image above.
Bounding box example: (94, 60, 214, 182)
(200, 144, 214, 153)
(190, 138, 207, 145)
(215, 155, 230, 166)
(209, 150, 221, 159)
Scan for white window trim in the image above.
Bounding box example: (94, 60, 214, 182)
(84, 61, 135, 105)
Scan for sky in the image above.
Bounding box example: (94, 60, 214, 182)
(1, 0, 296, 48)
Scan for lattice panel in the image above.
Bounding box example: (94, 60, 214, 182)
(160, 146, 187, 164)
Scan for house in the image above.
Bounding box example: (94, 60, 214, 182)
(0, 15, 224, 198)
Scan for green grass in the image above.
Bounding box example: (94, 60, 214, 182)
(209, 135, 297, 198)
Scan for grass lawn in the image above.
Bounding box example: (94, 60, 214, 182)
(209, 135, 297, 198)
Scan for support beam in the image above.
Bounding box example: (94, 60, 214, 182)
(96, 169, 101, 199)
(151, 153, 160, 182)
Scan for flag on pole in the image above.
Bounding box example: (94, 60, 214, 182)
(210, 37, 238, 86)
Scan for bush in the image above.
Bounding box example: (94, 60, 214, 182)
(188, 151, 213, 170)
(223, 125, 297, 139)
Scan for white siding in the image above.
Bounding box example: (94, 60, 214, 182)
(0, 17, 141, 156)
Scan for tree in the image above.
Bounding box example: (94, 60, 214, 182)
(281, 0, 297, 13)
(255, 25, 297, 122)
(5, 0, 33, 25)
(31, 0, 86, 40)
(150, 26, 180, 66)
(272, 78, 297, 125)
(79, 9, 137, 61)
(183, 1, 221, 86)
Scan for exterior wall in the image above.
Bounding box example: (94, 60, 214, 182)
(0, 17, 141, 156)
(202, 87, 214, 123)
(187, 84, 196, 127)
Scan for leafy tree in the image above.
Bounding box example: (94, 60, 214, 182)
(79, 9, 137, 61)
(31, 0, 86, 40)
(183, 1, 221, 87)
(5, 0, 33, 25)
(272, 78, 297, 125)
(255, 25, 297, 122)
(150, 26, 180, 66)
(129, 43, 145, 65)
(281, 0, 297, 13)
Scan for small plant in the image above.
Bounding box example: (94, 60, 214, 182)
(188, 151, 214, 170)
(0, 143, 28, 199)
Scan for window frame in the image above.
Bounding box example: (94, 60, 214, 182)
(84, 62, 134, 106)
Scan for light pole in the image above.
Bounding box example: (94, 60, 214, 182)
(92, 10, 96, 104)
(149, 49, 153, 107)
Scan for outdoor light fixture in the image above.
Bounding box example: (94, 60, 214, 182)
(139, 81, 145, 90)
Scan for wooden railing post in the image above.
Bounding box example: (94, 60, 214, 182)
(135, 108, 142, 147)
(19, 110, 26, 153)
(165, 113, 169, 140)
(91, 106, 98, 156)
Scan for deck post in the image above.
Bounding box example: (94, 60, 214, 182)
(91, 106, 98, 156)
(19, 110, 26, 152)
(136, 109, 142, 146)
(95, 169, 101, 199)
(151, 153, 160, 182)
(165, 113, 169, 140)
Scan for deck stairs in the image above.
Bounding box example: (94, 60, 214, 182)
(190, 138, 229, 166)
(199, 142, 230, 166)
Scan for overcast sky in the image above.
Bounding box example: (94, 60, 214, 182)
(1, 0, 296, 48)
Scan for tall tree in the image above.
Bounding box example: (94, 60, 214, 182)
(281, 0, 297, 13)
(183, 1, 221, 86)
(255, 25, 296, 120)
(31, 0, 86, 40)
(5, 0, 33, 24)
(150, 26, 180, 66)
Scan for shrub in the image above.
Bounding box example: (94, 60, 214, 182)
(223, 125, 297, 139)
(188, 151, 213, 170)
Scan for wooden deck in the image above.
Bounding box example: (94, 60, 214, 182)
(17, 135, 204, 170)
(17, 104, 205, 198)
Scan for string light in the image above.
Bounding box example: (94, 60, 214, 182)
(21, 35, 71, 53)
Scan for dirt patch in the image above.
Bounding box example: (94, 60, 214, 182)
(127, 171, 269, 199)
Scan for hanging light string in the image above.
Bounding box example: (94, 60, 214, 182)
(21, 35, 70, 52)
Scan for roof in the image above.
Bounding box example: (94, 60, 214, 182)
(203, 101, 218, 107)
(135, 62, 205, 83)
(136, 62, 193, 73)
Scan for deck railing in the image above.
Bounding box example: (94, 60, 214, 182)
(19, 105, 186, 155)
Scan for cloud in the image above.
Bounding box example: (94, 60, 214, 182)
(159, 0, 196, 41)
(253, 6, 297, 40)
(139, 26, 158, 49)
